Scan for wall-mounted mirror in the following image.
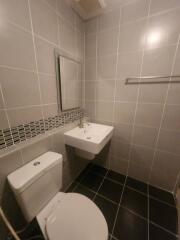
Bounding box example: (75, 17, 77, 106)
(55, 51, 82, 111)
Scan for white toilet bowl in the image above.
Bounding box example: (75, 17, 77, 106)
(37, 192, 108, 240)
(7, 152, 108, 240)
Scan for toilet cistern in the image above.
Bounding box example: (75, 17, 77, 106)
(7, 152, 108, 240)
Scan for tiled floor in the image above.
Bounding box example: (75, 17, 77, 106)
(67, 163, 178, 240)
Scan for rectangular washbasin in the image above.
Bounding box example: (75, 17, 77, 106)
(64, 123, 114, 154)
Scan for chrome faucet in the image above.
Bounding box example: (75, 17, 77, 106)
(79, 116, 84, 128)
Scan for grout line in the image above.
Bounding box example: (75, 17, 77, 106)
(127, 0, 152, 176)
(126, 185, 148, 197)
(0, 82, 14, 145)
(94, 19, 98, 120)
(121, 205, 147, 221)
(149, 195, 176, 208)
(112, 8, 122, 124)
(148, 31, 180, 184)
(70, 164, 178, 239)
(96, 193, 118, 205)
(110, 175, 128, 238)
(92, 170, 109, 201)
(149, 221, 178, 238)
(27, 0, 45, 133)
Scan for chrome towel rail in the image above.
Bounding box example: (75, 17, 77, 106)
(125, 75, 180, 84)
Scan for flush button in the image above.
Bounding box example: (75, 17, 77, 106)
(33, 161, 40, 166)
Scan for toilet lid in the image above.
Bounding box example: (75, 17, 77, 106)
(46, 193, 108, 240)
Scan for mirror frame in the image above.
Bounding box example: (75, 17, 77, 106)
(55, 49, 82, 112)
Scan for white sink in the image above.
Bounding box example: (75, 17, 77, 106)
(64, 123, 114, 155)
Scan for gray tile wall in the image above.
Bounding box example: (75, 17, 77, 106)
(0, 1, 86, 238)
(0, 0, 84, 130)
(85, 0, 180, 193)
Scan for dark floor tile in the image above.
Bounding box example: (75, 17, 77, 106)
(126, 177, 147, 194)
(66, 181, 78, 192)
(98, 179, 123, 203)
(76, 164, 92, 182)
(149, 185, 175, 206)
(20, 219, 44, 240)
(90, 164, 108, 176)
(94, 195, 118, 234)
(73, 184, 95, 200)
(114, 207, 148, 240)
(121, 187, 148, 218)
(80, 171, 103, 191)
(149, 223, 178, 240)
(149, 198, 178, 234)
(106, 170, 126, 184)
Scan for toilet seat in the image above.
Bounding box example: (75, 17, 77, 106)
(46, 193, 108, 240)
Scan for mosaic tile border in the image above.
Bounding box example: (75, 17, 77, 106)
(0, 109, 83, 151)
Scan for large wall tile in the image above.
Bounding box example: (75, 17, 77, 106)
(0, 150, 22, 196)
(138, 84, 168, 103)
(21, 136, 53, 164)
(85, 18, 98, 34)
(150, 0, 180, 15)
(0, 87, 4, 109)
(114, 102, 136, 124)
(96, 101, 114, 122)
(118, 19, 146, 53)
(132, 125, 158, 147)
(128, 145, 154, 182)
(76, 31, 84, 60)
(142, 46, 176, 76)
(98, 9, 120, 31)
(39, 74, 58, 104)
(146, 9, 180, 50)
(59, 17, 76, 56)
(166, 84, 180, 105)
(85, 58, 96, 80)
(52, 130, 66, 156)
(161, 105, 180, 131)
(43, 104, 59, 118)
(30, 0, 58, 44)
(109, 155, 128, 176)
(113, 123, 133, 143)
(97, 55, 117, 80)
(96, 80, 115, 101)
(150, 151, 180, 191)
(157, 130, 180, 155)
(121, 0, 150, 24)
(173, 44, 180, 75)
(45, 0, 57, 10)
(135, 103, 163, 127)
(85, 81, 96, 101)
(35, 36, 56, 75)
(85, 34, 96, 58)
(0, 0, 31, 30)
(85, 101, 96, 120)
(0, 22, 36, 70)
(0, 110, 9, 129)
(110, 139, 130, 160)
(98, 28, 119, 56)
(116, 80, 138, 102)
(7, 106, 43, 127)
(117, 51, 142, 79)
(57, 0, 75, 25)
(0, 68, 41, 108)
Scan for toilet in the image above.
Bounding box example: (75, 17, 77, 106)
(7, 152, 108, 240)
